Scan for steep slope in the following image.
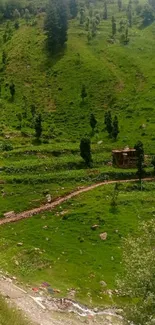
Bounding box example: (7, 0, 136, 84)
(0, 8, 155, 151)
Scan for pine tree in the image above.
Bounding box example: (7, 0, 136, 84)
(85, 17, 90, 31)
(125, 26, 129, 43)
(80, 137, 92, 167)
(2, 51, 6, 65)
(13, 8, 20, 20)
(81, 84, 87, 102)
(104, 111, 108, 126)
(119, 19, 124, 33)
(118, 0, 122, 11)
(141, 4, 154, 27)
(14, 21, 19, 29)
(44, 0, 68, 53)
(103, 0, 107, 20)
(105, 111, 113, 136)
(25, 8, 30, 24)
(69, 0, 78, 19)
(95, 13, 100, 25)
(90, 113, 97, 131)
(91, 18, 97, 37)
(112, 16, 116, 37)
(87, 31, 92, 43)
(34, 114, 42, 140)
(112, 115, 119, 140)
(9, 82, 15, 100)
(31, 104, 36, 117)
(127, 0, 132, 27)
(79, 6, 85, 25)
(134, 141, 145, 187)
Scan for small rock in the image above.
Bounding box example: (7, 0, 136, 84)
(53, 289, 61, 293)
(91, 224, 99, 230)
(100, 281, 107, 287)
(46, 194, 52, 203)
(99, 232, 107, 240)
(94, 307, 98, 312)
(43, 225, 48, 229)
(17, 242, 23, 246)
(60, 210, 68, 216)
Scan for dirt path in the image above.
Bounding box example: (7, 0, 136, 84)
(0, 275, 123, 325)
(0, 177, 154, 226)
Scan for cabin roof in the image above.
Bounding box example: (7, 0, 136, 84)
(112, 148, 136, 154)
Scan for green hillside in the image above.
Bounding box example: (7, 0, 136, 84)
(1, 0, 155, 150)
(0, 0, 155, 315)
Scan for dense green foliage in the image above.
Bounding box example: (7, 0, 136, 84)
(34, 113, 42, 139)
(112, 115, 119, 140)
(69, 0, 78, 18)
(134, 141, 145, 182)
(44, 0, 68, 52)
(90, 113, 97, 131)
(80, 137, 92, 166)
(118, 220, 155, 325)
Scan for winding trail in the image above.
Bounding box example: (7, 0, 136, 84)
(0, 177, 154, 226)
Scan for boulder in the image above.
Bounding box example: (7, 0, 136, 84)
(99, 232, 107, 240)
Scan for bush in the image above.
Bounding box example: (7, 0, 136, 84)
(0, 141, 13, 151)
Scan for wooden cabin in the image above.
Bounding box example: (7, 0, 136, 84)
(112, 147, 137, 168)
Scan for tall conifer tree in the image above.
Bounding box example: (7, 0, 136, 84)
(69, 0, 78, 18)
(44, 0, 68, 53)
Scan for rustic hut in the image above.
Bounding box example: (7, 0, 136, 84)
(112, 147, 137, 168)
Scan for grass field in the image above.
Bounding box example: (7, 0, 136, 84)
(0, 181, 154, 305)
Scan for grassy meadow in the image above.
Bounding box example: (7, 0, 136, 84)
(0, 181, 155, 305)
(0, 0, 155, 311)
